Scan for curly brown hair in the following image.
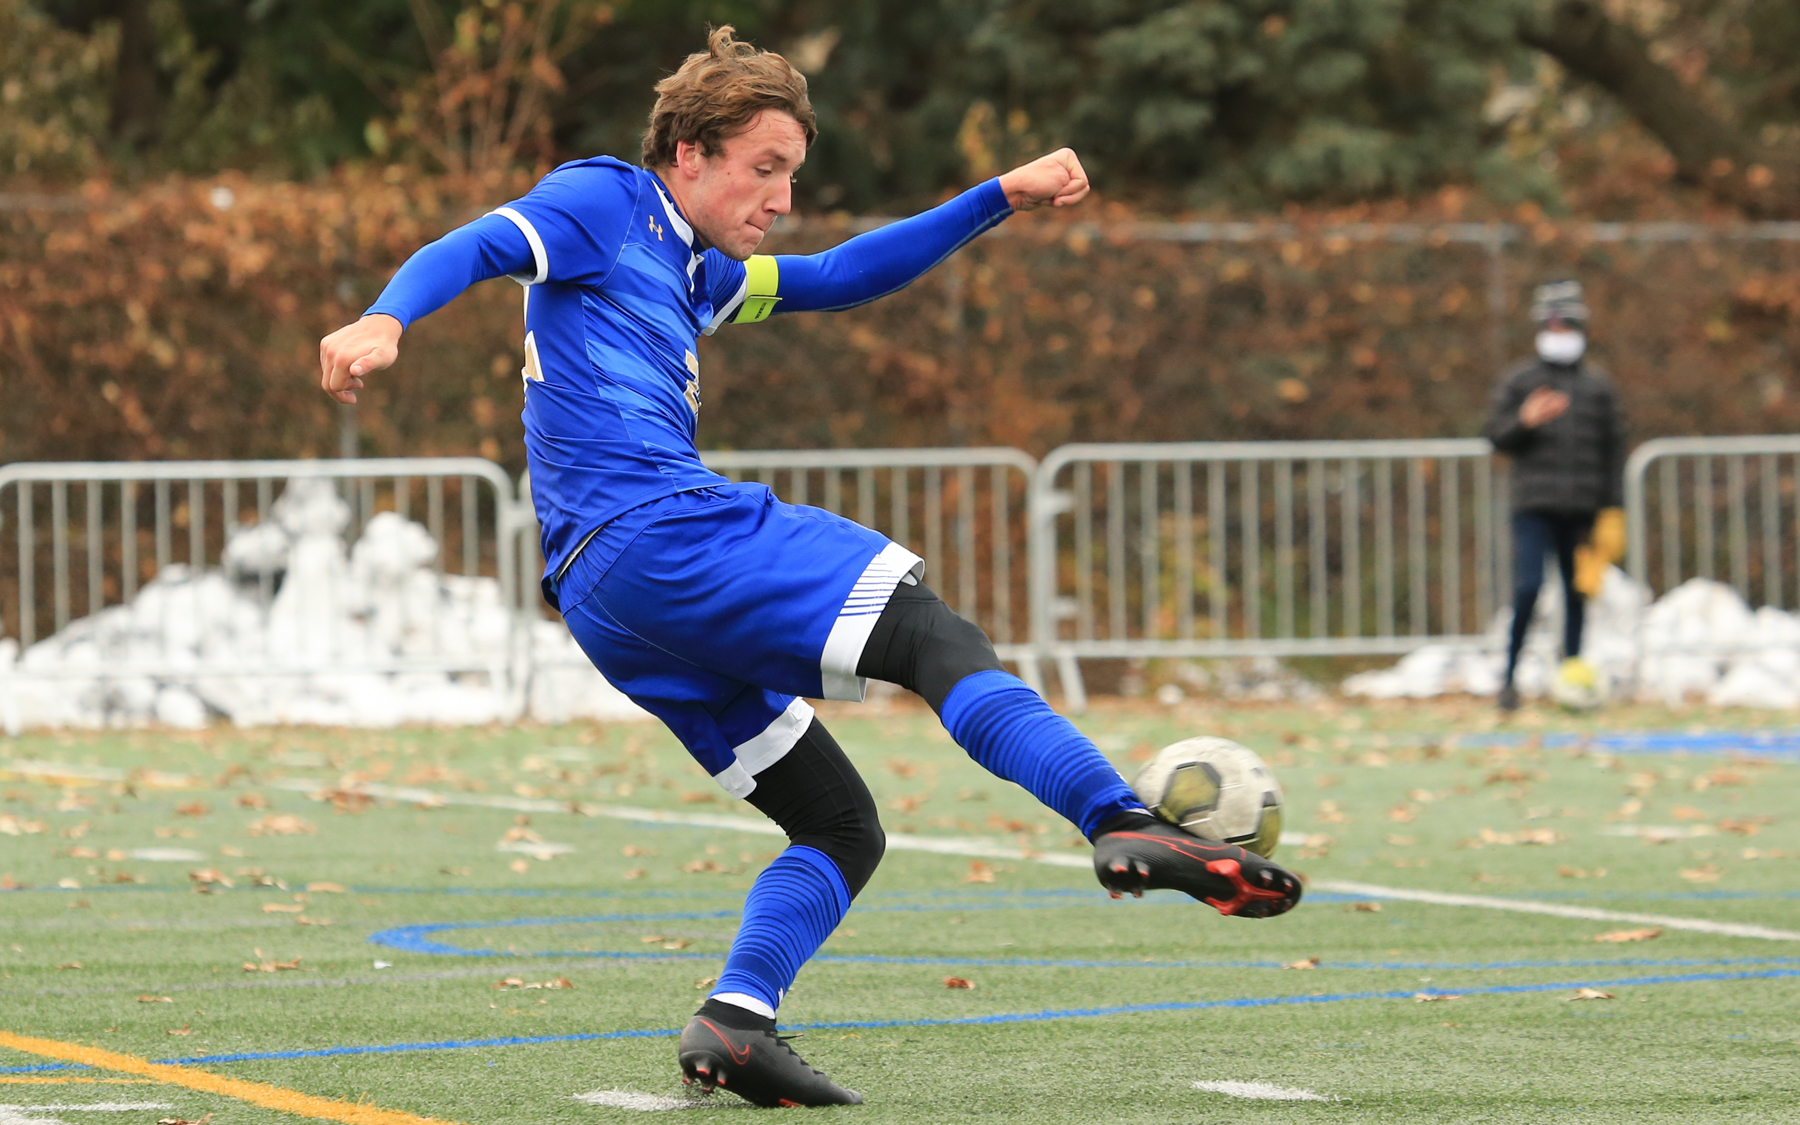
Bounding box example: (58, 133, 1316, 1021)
(641, 26, 817, 168)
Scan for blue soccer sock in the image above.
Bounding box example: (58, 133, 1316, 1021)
(710, 845, 850, 1020)
(940, 669, 1144, 839)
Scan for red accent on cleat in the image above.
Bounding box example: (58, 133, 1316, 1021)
(778, 1099, 802, 1107)
(1200, 857, 1293, 917)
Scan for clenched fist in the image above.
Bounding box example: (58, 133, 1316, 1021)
(997, 149, 1091, 212)
(319, 314, 403, 404)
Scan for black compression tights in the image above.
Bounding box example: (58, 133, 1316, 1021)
(742, 581, 1006, 896)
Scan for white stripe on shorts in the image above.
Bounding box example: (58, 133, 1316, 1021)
(712, 697, 816, 799)
(818, 541, 925, 702)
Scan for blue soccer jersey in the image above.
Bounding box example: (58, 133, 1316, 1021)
(366, 159, 1011, 582)
(488, 157, 746, 576)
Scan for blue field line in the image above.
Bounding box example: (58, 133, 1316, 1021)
(5, 965, 1791, 1075)
(1464, 729, 1800, 756)
(366, 913, 1800, 974)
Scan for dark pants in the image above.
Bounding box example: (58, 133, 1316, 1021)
(1504, 509, 1594, 688)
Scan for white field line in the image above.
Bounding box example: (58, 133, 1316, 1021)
(9, 758, 1795, 941)
(11, 1106, 173, 1113)
(0, 1107, 173, 1125)
(570, 1090, 699, 1111)
(1312, 878, 1800, 942)
(1193, 1080, 1333, 1102)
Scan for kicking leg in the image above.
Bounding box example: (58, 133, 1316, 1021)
(856, 581, 1300, 918)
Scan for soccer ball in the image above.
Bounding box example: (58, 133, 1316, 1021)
(1129, 737, 1284, 857)
(1549, 656, 1608, 712)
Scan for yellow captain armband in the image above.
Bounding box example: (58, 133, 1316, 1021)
(733, 255, 781, 324)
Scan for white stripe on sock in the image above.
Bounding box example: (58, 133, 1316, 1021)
(709, 991, 776, 1020)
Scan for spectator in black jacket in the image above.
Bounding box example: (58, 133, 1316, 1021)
(1482, 280, 1626, 711)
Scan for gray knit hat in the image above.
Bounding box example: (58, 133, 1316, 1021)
(1530, 279, 1590, 325)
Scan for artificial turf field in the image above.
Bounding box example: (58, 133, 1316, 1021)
(1, 696, 1797, 1124)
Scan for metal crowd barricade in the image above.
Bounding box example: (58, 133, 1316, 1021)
(515, 446, 1043, 686)
(0, 458, 526, 692)
(1030, 440, 1504, 706)
(1625, 435, 1800, 608)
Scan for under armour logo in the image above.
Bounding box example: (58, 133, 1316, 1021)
(648, 215, 664, 240)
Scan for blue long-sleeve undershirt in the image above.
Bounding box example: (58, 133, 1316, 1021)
(363, 177, 1013, 328)
(365, 214, 535, 329)
(766, 178, 1012, 314)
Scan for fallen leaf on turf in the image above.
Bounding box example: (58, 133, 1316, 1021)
(165, 1024, 191, 1036)
(261, 903, 304, 913)
(623, 867, 647, 880)
(1595, 927, 1662, 943)
(508, 859, 531, 874)
(57, 878, 81, 889)
(496, 977, 573, 990)
(943, 977, 975, 989)
(964, 861, 996, 884)
(1558, 865, 1607, 879)
(1672, 805, 1707, 821)
(620, 845, 655, 857)
(295, 916, 331, 926)
(56, 962, 81, 970)
(176, 801, 210, 817)
(68, 846, 99, 859)
(320, 788, 373, 812)
(1718, 819, 1763, 836)
(1680, 865, 1723, 883)
(242, 957, 305, 972)
(694, 977, 718, 990)
(1567, 988, 1614, 1001)
(188, 868, 233, 888)
(1700, 768, 1747, 789)
(1351, 902, 1382, 913)
(1283, 958, 1321, 970)
(1386, 835, 1416, 847)
(247, 814, 314, 836)
(138, 995, 173, 1003)
(0, 815, 47, 836)
(439, 866, 470, 876)
(304, 881, 345, 893)
(235, 793, 268, 810)
(158, 1115, 213, 1124)
(501, 826, 543, 844)
(1414, 992, 1460, 1002)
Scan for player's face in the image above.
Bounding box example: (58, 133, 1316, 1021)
(680, 110, 807, 261)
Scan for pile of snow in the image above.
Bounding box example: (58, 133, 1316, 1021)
(0, 480, 647, 731)
(1342, 567, 1800, 709)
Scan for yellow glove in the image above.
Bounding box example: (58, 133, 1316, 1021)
(1573, 507, 1625, 597)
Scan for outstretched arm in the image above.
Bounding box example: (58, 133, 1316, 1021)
(713, 150, 1090, 326)
(319, 213, 537, 403)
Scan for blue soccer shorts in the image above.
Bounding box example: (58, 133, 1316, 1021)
(555, 483, 922, 799)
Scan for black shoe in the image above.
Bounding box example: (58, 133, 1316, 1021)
(1497, 684, 1520, 712)
(1093, 817, 1302, 918)
(679, 1016, 863, 1107)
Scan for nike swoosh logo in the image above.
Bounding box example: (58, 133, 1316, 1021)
(697, 1018, 753, 1065)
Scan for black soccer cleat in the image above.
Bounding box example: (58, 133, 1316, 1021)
(678, 1016, 863, 1108)
(1093, 817, 1302, 918)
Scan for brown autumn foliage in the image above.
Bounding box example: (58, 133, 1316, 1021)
(2, 170, 1798, 477)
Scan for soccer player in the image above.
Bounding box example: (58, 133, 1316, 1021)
(320, 27, 1301, 1107)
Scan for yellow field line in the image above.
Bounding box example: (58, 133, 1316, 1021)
(0, 1032, 467, 1125)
